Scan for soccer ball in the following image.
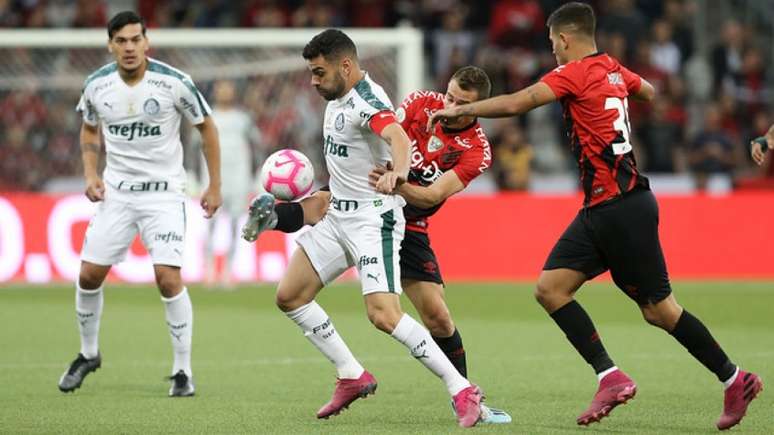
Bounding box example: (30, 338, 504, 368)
(258, 149, 315, 201)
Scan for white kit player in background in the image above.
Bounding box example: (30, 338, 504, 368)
(58, 11, 222, 397)
(242, 29, 483, 427)
(198, 79, 261, 288)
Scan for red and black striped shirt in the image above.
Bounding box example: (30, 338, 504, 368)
(541, 52, 649, 207)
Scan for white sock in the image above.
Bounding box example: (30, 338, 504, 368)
(162, 287, 193, 377)
(597, 366, 619, 382)
(286, 301, 364, 379)
(723, 366, 739, 390)
(76, 283, 103, 359)
(391, 314, 470, 396)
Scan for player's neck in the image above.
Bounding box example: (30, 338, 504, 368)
(118, 59, 148, 86)
(343, 69, 366, 96)
(566, 43, 599, 63)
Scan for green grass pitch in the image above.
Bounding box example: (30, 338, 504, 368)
(0, 281, 771, 434)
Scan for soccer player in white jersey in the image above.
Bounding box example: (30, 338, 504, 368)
(260, 29, 482, 427)
(57, 11, 222, 397)
(201, 79, 260, 287)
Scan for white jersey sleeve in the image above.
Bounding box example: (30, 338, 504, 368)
(76, 85, 99, 126)
(76, 63, 115, 126)
(173, 75, 211, 125)
(352, 79, 394, 130)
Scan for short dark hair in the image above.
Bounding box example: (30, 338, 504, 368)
(451, 66, 492, 99)
(546, 2, 596, 37)
(302, 29, 358, 62)
(108, 11, 146, 39)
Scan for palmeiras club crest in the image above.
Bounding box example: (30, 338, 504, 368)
(143, 97, 160, 115)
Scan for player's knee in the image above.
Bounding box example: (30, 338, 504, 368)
(534, 281, 554, 306)
(641, 308, 666, 328)
(155, 273, 182, 295)
(275, 286, 307, 312)
(79, 265, 107, 289)
(422, 307, 454, 337)
(366, 307, 401, 334)
(78, 273, 103, 290)
(641, 305, 678, 330)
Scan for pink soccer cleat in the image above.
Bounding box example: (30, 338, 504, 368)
(316, 370, 377, 419)
(452, 385, 482, 428)
(716, 370, 763, 430)
(577, 369, 637, 426)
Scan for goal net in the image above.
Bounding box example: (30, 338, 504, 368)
(0, 28, 423, 191)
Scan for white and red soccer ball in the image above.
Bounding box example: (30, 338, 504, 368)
(258, 149, 315, 201)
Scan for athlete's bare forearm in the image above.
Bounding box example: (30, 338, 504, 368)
(381, 123, 411, 179)
(80, 123, 101, 180)
(197, 117, 221, 189)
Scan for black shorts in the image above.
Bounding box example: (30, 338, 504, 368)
(400, 230, 444, 285)
(544, 188, 672, 305)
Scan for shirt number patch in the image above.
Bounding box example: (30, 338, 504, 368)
(604, 97, 632, 155)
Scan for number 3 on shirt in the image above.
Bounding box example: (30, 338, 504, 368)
(605, 97, 632, 155)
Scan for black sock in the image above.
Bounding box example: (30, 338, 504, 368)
(669, 310, 736, 382)
(432, 329, 467, 378)
(274, 202, 304, 233)
(550, 300, 615, 374)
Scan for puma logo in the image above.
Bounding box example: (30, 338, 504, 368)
(170, 331, 182, 342)
(413, 350, 428, 360)
(367, 273, 380, 283)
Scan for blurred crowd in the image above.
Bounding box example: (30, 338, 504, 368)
(1, 0, 773, 192)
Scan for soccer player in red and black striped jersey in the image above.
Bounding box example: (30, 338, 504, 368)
(242, 66, 511, 424)
(429, 2, 762, 430)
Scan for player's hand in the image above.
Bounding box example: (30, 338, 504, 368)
(374, 170, 406, 194)
(368, 165, 389, 189)
(200, 186, 222, 218)
(750, 137, 770, 166)
(426, 107, 460, 132)
(84, 176, 105, 202)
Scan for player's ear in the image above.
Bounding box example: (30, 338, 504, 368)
(559, 32, 570, 50)
(340, 57, 352, 76)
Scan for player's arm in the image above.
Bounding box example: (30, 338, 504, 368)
(369, 167, 464, 209)
(427, 82, 557, 130)
(80, 122, 104, 202)
(195, 116, 222, 218)
(751, 123, 774, 165)
(630, 77, 655, 102)
(375, 122, 412, 194)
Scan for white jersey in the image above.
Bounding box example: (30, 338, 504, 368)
(323, 73, 404, 208)
(76, 57, 211, 199)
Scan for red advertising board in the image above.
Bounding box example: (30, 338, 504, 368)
(1, 192, 772, 283)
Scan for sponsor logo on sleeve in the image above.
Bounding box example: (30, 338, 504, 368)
(607, 72, 624, 85)
(179, 96, 199, 118)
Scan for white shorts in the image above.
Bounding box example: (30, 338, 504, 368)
(296, 203, 405, 295)
(81, 196, 187, 267)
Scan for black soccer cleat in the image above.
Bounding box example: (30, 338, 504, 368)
(58, 353, 101, 393)
(167, 370, 195, 397)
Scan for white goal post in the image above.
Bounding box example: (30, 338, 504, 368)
(0, 28, 423, 102)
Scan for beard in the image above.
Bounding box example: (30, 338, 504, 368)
(316, 75, 346, 101)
